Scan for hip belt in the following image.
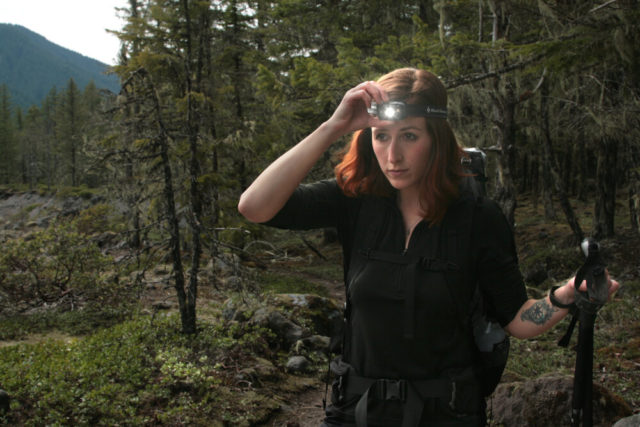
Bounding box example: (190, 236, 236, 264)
(337, 366, 479, 427)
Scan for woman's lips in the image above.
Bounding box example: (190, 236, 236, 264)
(387, 169, 408, 178)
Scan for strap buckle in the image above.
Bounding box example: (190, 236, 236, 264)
(449, 381, 457, 411)
(338, 374, 346, 401)
(375, 379, 407, 402)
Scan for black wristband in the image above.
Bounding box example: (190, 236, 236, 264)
(549, 285, 575, 309)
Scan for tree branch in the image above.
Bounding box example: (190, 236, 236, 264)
(444, 55, 543, 89)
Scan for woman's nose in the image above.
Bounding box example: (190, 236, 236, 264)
(388, 138, 403, 163)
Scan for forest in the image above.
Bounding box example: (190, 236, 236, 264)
(0, 0, 639, 425)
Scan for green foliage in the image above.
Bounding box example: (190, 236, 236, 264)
(0, 219, 130, 315)
(0, 313, 278, 426)
(73, 203, 116, 235)
(56, 185, 99, 200)
(0, 308, 130, 341)
(257, 271, 329, 298)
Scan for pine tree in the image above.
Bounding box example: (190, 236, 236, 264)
(57, 79, 83, 186)
(0, 84, 16, 184)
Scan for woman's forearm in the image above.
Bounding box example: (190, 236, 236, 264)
(238, 120, 343, 223)
(505, 283, 575, 339)
(505, 271, 619, 339)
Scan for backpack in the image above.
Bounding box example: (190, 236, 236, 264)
(461, 147, 488, 198)
(460, 147, 510, 396)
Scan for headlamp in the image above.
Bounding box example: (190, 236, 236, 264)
(367, 101, 448, 121)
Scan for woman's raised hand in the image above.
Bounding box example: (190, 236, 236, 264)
(238, 79, 390, 224)
(326, 80, 389, 136)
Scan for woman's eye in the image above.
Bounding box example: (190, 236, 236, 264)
(404, 133, 417, 141)
(374, 133, 389, 142)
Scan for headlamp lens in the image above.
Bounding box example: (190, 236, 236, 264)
(380, 103, 404, 120)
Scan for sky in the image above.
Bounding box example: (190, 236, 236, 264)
(0, 0, 129, 65)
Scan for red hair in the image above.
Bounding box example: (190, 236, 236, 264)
(335, 68, 464, 224)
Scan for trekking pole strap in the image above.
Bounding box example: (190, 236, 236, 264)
(558, 239, 608, 347)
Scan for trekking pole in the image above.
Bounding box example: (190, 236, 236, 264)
(558, 239, 609, 427)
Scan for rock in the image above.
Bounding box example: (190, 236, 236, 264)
(613, 414, 640, 427)
(267, 311, 305, 346)
(286, 356, 309, 373)
(253, 357, 279, 379)
(272, 293, 343, 337)
(221, 298, 251, 322)
(222, 299, 237, 321)
(489, 375, 633, 427)
(236, 357, 280, 385)
(152, 301, 173, 311)
(222, 275, 243, 289)
(251, 308, 305, 347)
(300, 335, 331, 353)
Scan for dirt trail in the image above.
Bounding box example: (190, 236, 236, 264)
(263, 385, 327, 426)
(263, 258, 344, 426)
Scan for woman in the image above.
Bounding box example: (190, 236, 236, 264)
(238, 68, 618, 426)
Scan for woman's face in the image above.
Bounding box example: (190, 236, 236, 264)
(371, 116, 432, 197)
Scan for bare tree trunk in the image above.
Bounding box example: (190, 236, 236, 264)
(541, 79, 583, 242)
(488, 1, 517, 226)
(575, 77, 589, 202)
(540, 158, 556, 220)
(628, 141, 640, 234)
(491, 80, 517, 226)
(159, 129, 189, 330)
(126, 157, 142, 249)
(182, 0, 203, 335)
(576, 141, 589, 201)
(136, 68, 189, 332)
(478, 0, 484, 42)
(593, 137, 618, 238)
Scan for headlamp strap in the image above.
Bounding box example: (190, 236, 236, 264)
(409, 104, 448, 119)
(368, 101, 448, 119)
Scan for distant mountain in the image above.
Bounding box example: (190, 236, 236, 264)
(0, 23, 120, 110)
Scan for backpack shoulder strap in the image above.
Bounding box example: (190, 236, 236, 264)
(336, 196, 388, 355)
(440, 195, 479, 315)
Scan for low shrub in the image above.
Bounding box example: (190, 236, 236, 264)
(0, 313, 278, 426)
(0, 220, 132, 316)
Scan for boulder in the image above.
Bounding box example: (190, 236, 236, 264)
(300, 335, 331, 353)
(489, 375, 633, 427)
(272, 293, 343, 338)
(252, 308, 305, 347)
(286, 356, 310, 374)
(236, 357, 280, 386)
(613, 414, 640, 427)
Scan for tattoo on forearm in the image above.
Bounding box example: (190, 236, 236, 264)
(521, 299, 558, 325)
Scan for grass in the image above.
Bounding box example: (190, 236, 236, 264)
(256, 271, 331, 297)
(0, 308, 132, 341)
